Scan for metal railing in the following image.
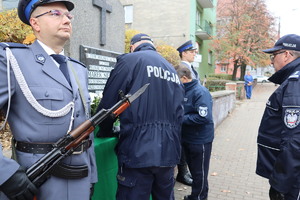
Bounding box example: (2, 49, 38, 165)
(196, 20, 212, 35)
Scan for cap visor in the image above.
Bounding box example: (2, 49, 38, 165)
(262, 46, 283, 53)
(185, 47, 197, 51)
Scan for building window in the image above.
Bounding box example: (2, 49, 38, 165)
(2, 0, 18, 10)
(208, 51, 213, 65)
(221, 64, 227, 72)
(124, 5, 133, 24)
(196, 9, 201, 29)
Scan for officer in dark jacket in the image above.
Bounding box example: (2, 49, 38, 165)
(97, 33, 184, 200)
(176, 64, 214, 200)
(256, 34, 300, 200)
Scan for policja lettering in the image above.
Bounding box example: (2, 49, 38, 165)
(147, 65, 181, 84)
(283, 43, 296, 48)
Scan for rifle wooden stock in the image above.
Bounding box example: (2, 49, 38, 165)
(26, 94, 131, 188)
(25, 83, 149, 200)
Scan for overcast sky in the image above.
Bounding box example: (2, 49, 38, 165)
(265, 0, 300, 36)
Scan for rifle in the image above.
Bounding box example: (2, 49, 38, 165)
(26, 83, 149, 188)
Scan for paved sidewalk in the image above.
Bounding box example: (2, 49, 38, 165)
(174, 83, 278, 200)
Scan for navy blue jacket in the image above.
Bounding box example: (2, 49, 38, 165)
(97, 43, 184, 168)
(256, 58, 300, 193)
(181, 79, 214, 144)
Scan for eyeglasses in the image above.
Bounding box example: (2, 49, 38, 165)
(269, 51, 286, 61)
(34, 10, 74, 20)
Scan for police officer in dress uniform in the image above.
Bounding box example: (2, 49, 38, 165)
(0, 1, 97, 199)
(256, 34, 300, 200)
(177, 40, 200, 81)
(175, 40, 200, 186)
(97, 33, 184, 200)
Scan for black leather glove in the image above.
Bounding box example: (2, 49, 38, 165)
(0, 166, 38, 200)
(269, 186, 285, 200)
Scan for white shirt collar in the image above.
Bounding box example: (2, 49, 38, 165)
(182, 61, 191, 67)
(37, 40, 65, 56)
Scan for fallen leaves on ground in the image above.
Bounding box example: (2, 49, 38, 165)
(211, 172, 218, 176)
(221, 190, 231, 193)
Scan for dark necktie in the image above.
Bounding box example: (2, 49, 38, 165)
(51, 54, 71, 85)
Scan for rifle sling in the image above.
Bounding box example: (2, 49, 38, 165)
(50, 162, 88, 179)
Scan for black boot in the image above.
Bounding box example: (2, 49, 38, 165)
(184, 195, 207, 200)
(176, 164, 193, 186)
(269, 187, 285, 200)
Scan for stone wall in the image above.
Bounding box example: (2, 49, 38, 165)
(211, 90, 236, 128)
(226, 80, 257, 100)
(65, 0, 125, 60)
(119, 0, 190, 47)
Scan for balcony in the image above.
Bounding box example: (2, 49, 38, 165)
(197, 0, 214, 8)
(195, 21, 213, 40)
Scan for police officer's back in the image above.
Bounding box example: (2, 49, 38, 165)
(97, 33, 184, 200)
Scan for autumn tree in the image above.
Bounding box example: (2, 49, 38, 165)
(124, 29, 141, 53)
(0, 9, 35, 44)
(156, 43, 180, 67)
(212, 0, 277, 80)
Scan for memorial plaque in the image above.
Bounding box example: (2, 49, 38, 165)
(80, 45, 121, 95)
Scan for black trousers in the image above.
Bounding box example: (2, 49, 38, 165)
(183, 142, 212, 200)
(179, 145, 187, 166)
(116, 166, 175, 200)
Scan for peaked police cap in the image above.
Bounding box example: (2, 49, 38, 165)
(18, 0, 74, 25)
(177, 40, 197, 53)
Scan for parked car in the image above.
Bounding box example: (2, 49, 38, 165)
(253, 75, 270, 83)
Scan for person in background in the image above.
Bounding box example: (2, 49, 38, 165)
(256, 34, 300, 200)
(96, 33, 184, 200)
(244, 71, 254, 99)
(0, 1, 97, 199)
(175, 64, 214, 200)
(175, 40, 200, 186)
(177, 40, 200, 81)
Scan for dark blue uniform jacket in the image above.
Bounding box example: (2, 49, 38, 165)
(181, 79, 214, 144)
(97, 43, 184, 168)
(256, 58, 300, 193)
